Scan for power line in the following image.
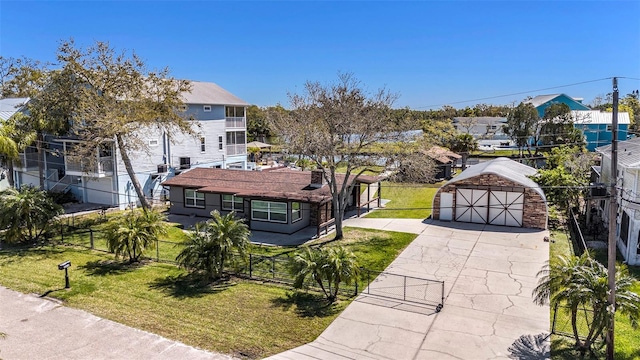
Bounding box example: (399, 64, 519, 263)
(413, 77, 613, 109)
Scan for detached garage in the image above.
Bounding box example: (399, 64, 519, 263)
(432, 157, 547, 229)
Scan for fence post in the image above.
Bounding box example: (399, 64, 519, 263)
(249, 254, 253, 278)
(60, 223, 64, 243)
(272, 257, 276, 279)
(156, 239, 160, 261)
(355, 277, 358, 296)
(90, 229, 94, 249)
(367, 269, 370, 294)
(403, 276, 407, 301)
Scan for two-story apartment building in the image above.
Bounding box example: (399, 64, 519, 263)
(12, 81, 249, 209)
(596, 137, 640, 265)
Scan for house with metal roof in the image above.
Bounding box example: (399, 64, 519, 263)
(0, 97, 29, 121)
(595, 138, 640, 265)
(162, 168, 381, 235)
(527, 94, 629, 151)
(527, 94, 590, 117)
(432, 157, 547, 229)
(10, 81, 250, 209)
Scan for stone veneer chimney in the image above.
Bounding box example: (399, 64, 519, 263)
(310, 169, 325, 188)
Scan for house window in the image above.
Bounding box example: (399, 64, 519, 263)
(251, 200, 287, 223)
(291, 202, 302, 222)
(185, 189, 205, 208)
(200, 137, 206, 152)
(179, 157, 191, 169)
(621, 211, 630, 246)
(225, 106, 245, 117)
(218, 136, 223, 150)
(149, 139, 159, 146)
(607, 125, 613, 131)
(222, 194, 243, 212)
(203, 105, 212, 112)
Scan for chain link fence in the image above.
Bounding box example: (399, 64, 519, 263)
(551, 303, 601, 343)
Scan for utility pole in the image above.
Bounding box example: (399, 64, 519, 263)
(606, 77, 619, 360)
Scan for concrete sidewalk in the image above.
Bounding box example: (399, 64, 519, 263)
(268, 219, 550, 360)
(0, 286, 234, 360)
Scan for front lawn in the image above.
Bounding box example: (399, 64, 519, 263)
(0, 227, 417, 359)
(364, 181, 439, 219)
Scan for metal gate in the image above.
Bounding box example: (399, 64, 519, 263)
(363, 271, 444, 311)
(455, 188, 524, 227)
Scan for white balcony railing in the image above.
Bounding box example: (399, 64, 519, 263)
(225, 117, 246, 128)
(226, 144, 246, 156)
(66, 156, 114, 176)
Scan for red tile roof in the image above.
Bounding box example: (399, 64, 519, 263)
(162, 168, 380, 204)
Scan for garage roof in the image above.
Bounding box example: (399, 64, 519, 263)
(445, 157, 546, 200)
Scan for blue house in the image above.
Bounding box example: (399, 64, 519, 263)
(528, 94, 629, 151)
(528, 93, 590, 117)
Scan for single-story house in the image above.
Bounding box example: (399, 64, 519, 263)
(423, 146, 461, 180)
(162, 168, 381, 234)
(432, 157, 547, 229)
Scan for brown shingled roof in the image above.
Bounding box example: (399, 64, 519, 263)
(422, 145, 461, 164)
(161, 168, 380, 204)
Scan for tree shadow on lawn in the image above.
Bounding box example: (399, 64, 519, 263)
(0, 246, 67, 265)
(80, 259, 147, 276)
(149, 273, 235, 299)
(271, 291, 341, 318)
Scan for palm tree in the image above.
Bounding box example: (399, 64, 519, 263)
(176, 210, 250, 280)
(289, 246, 360, 302)
(532, 253, 593, 347)
(104, 209, 167, 263)
(533, 254, 640, 354)
(0, 186, 63, 244)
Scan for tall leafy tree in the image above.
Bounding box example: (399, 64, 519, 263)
(269, 73, 413, 239)
(450, 133, 478, 170)
(503, 102, 540, 157)
(539, 103, 584, 149)
(289, 246, 360, 302)
(0, 114, 36, 187)
(104, 209, 168, 263)
(55, 40, 195, 209)
(176, 210, 250, 280)
(0, 186, 63, 244)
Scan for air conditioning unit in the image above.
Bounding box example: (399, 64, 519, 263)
(590, 183, 607, 197)
(157, 164, 168, 173)
(179, 157, 191, 170)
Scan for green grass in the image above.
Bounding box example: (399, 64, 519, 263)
(364, 181, 439, 219)
(549, 226, 640, 359)
(0, 227, 417, 359)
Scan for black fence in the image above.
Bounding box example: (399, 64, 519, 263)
(551, 303, 601, 343)
(54, 224, 444, 305)
(568, 208, 589, 256)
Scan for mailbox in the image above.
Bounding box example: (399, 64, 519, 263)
(58, 260, 71, 270)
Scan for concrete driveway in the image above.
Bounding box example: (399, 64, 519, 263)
(268, 219, 550, 360)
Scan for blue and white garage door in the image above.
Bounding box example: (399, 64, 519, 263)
(455, 189, 524, 227)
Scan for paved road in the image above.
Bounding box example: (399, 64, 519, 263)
(0, 287, 235, 360)
(268, 219, 550, 360)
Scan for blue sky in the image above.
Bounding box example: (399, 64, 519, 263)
(1, 1, 639, 109)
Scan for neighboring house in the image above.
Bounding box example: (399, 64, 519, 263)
(432, 157, 548, 229)
(11, 81, 249, 209)
(527, 93, 590, 117)
(162, 168, 381, 235)
(0, 97, 29, 121)
(528, 93, 628, 151)
(573, 110, 630, 151)
(452, 116, 513, 149)
(595, 138, 640, 265)
(423, 146, 461, 180)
